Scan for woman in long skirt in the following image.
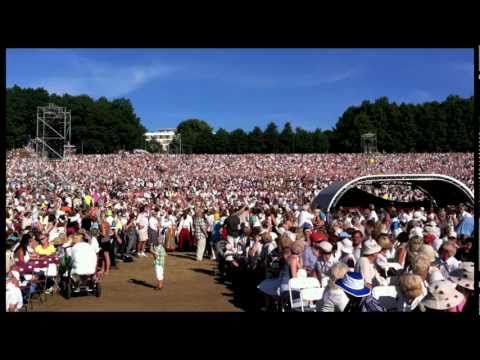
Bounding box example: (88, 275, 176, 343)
(165, 224, 176, 252)
(178, 227, 192, 251)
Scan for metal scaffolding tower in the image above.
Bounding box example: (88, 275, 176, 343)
(361, 132, 377, 154)
(33, 103, 72, 160)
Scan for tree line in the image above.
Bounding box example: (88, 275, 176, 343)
(6, 85, 475, 154)
(170, 120, 329, 154)
(172, 95, 474, 154)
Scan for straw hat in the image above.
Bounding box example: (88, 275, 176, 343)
(362, 239, 382, 256)
(340, 238, 354, 254)
(422, 279, 464, 310)
(318, 241, 333, 254)
(449, 262, 474, 290)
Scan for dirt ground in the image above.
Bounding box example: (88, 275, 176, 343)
(32, 252, 243, 312)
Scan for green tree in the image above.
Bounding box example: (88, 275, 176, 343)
(294, 127, 313, 153)
(146, 141, 164, 153)
(279, 122, 295, 153)
(213, 128, 230, 154)
(263, 122, 280, 153)
(311, 129, 329, 153)
(248, 126, 265, 153)
(176, 119, 213, 154)
(229, 129, 249, 154)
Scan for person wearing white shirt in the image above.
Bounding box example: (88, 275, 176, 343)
(136, 208, 149, 256)
(315, 241, 338, 284)
(297, 205, 314, 229)
(434, 241, 461, 279)
(149, 214, 159, 232)
(368, 205, 379, 223)
(71, 238, 98, 276)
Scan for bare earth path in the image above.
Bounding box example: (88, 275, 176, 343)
(33, 252, 242, 312)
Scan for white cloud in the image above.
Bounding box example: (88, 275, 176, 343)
(27, 55, 178, 98)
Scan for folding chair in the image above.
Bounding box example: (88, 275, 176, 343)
(288, 277, 308, 311)
(288, 277, 324, 312)
(300, 277, 325, 312)
(44, 263, 59, 297)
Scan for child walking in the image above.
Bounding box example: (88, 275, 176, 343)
(151, 236, 166, 290)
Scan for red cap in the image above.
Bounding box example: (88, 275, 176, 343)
(310, 231, 328, 243)
(424, 233, 435, 245)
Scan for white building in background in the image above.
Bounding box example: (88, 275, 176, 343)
(145, 128, 177, 151)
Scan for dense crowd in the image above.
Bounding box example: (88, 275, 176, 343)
(5, 151, 475, 312)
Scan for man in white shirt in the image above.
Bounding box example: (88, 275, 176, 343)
(368, 204, 379, 223)
(434, 241, 461, 279)
(71, 238, 98, 276)
(297, 204, 314, 228)
(351, 230, 364, 262)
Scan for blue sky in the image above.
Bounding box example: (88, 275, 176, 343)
(6, 48, 473, 132)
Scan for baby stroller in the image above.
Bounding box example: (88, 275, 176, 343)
(59, 256, 102, 299)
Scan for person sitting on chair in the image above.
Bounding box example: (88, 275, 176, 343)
(71, 234, 97, 276)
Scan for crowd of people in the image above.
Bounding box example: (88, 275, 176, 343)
(5, 151, 475, 312)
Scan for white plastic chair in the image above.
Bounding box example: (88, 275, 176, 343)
(45, 263, 59, 296)
(301, 277, 324, 311)
(288, 277, 324, 312)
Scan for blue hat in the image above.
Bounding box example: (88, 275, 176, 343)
(335, 272, 371, 297)
(338, 231, 351, 239)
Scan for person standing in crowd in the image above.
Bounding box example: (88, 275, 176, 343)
(148, 207, 160, 253)
(224, 207, 242, 253)
(351, 230, 364, 262)
(355, 239, 386, 288)
(193, 208, 208, 261)
(163, 209, 177, 252)
(315, 240, 337, 284)
(177, 210, 193, 251)
(99, 213, 112, 274)
(151, 231, 166, 291)
(302, 224, 320, 276)
(125, 214, 138, 257)
(136, 206, 149, 257)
